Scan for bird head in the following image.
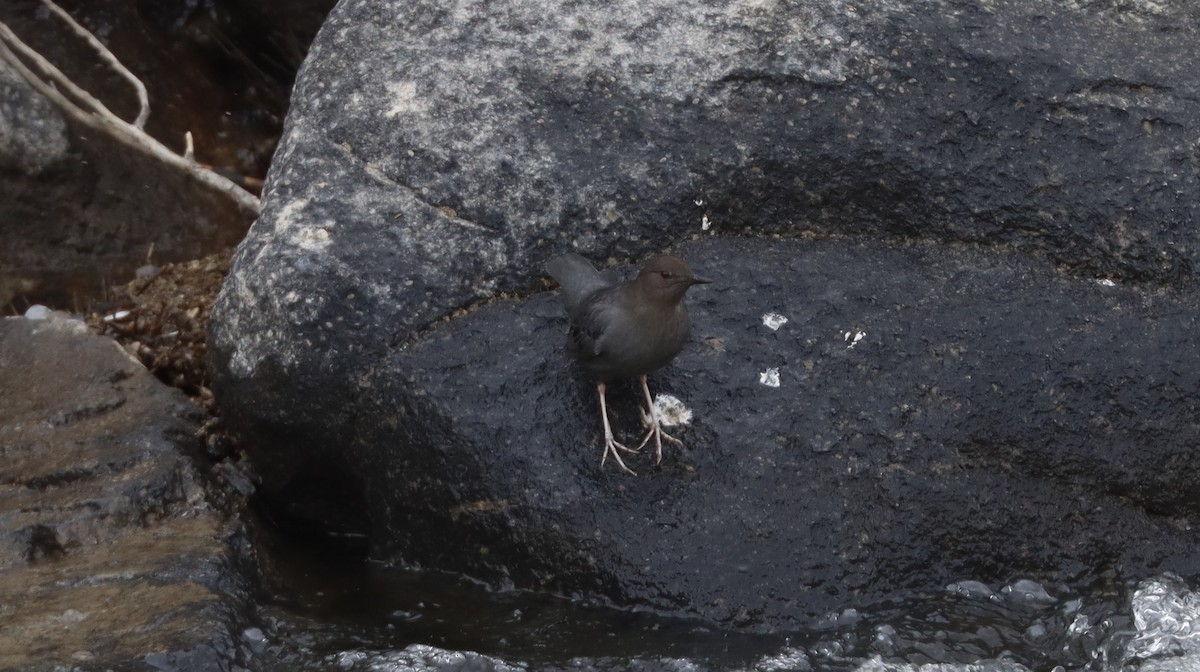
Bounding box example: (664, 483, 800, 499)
(635, 254, 711, 303)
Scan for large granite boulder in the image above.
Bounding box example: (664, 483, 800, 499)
(0, 314, 255, 670)
(209, 0, 1200, 631)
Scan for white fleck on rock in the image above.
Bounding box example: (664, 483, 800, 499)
(651, 394, 693, 427)
(294, 226, 333, 253)
(701, 213, 712, 231)
(844, 330, 865, 349)
(384, 80, 426, 118)
(243, 627, 268, 654)
(762, 312, 788, 330)
(103, 310, 132, 322)
(52, 609, 88, 623)
(1096, 278, 1117, 287)
(759, 368, 781, 387)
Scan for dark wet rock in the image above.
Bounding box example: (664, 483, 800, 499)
(0, 314, 254, 670)
(399, 238, 1200, 628)
(214, 235, 1200, 632)
(210, 0, 1200, 633)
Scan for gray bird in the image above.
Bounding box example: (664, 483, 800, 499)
(546, 252, 710, 474)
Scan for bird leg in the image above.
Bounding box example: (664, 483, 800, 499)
(597, 382, 638, 475)
(635, 375, 684, 464)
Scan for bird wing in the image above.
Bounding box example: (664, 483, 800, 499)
(546, 253, 611, 309)
(565, 289, 616, 361)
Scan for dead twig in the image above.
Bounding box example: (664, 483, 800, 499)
(0, 7, 261, 215)
(38, 0, 150, 128)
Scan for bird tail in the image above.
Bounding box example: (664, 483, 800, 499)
(546, 253, 608, 305)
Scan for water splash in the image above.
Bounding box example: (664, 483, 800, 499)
(1123, 574, 1200, 666)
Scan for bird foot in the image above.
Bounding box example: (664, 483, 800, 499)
(596, 381, 639, 475)
(638, 407, 684, 464)
(600, 435, 638, 475)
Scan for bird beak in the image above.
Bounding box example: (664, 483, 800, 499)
(690, 276, 712, 285)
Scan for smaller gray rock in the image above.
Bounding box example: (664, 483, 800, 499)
(22, 304, 51, 320)
(0, 60, 68, 175)
(0, 316, 254, 670)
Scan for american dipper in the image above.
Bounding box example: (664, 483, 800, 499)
(546, 252, 710, 474)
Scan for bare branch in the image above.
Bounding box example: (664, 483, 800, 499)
(0, 22, 128, 127)
(39, 0, 150, 129)
(0, 20, 261, 215)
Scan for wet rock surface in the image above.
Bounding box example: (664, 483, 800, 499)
(0, 314, 253, 670)
(218, 233, 1200, 631)
(209, 0, 1200, 632)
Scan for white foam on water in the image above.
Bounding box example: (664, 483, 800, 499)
(1125, 574, 1200, 663)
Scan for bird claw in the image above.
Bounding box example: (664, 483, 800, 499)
(637, 407, 684, 464)
(597, 381, 638, 475)
(613, 438, 640, 454)
(601, 436, 638, 475)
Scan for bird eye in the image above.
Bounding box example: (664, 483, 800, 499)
(659, 271, 673, 279)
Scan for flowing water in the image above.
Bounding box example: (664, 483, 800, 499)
(244, 524, 1200, 672)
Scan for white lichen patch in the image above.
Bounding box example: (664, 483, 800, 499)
(759, 367, 781, 387)
(384, 80, 426, 118)
(762, 312, 788, 330)
(294, 226, 333, 253)
(651, 394, 693, 427)
(273, 198, 310, 235)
